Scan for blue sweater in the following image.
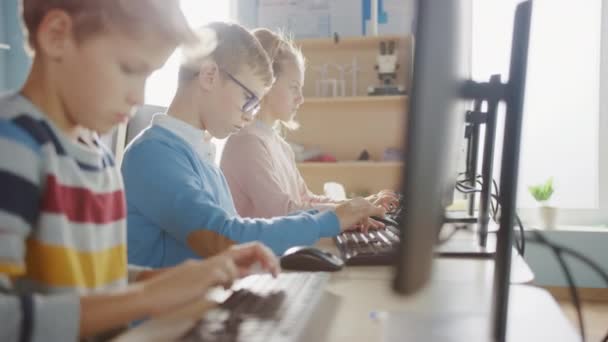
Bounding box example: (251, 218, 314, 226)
(121, 125, 340, 267)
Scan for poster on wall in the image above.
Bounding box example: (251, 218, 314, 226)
(256, 0, 416, 38)
(257, 0, 331, 38)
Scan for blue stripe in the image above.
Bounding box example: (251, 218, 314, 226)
(76, 161, 102, 171)
(0, 120, 42, 154)
(19, 295, 33, 342)
(12, 115, 66, 155)
(0, 170, 40, 226)
(11, 114, 111, 171)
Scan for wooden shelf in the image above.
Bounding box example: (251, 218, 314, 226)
(297, 35, 412, 50)
(296, 161, 403, 195)
(298, 35, 413, 98)
(297, 161, 402, 168)
(289, 34, 412, 196)
(303, 95, 407, 105)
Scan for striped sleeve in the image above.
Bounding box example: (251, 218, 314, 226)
(0, 290, 80, 342)
(0, 118, 42, 276)
(0, 118, 79, 341)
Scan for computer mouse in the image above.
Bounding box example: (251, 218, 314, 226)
(280, 246, 344, 272)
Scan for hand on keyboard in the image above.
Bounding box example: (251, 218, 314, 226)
(223, 242, 281, 278)
(367, 189, 401, 211)
(335, 197, 386, 234)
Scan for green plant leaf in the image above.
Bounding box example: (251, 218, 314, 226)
(528, 178, 554, 202)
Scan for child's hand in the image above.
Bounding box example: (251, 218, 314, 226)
(221, 242, 280, 278)
(335, 197, 386, 232)
(367, 190, 400, 211)
(140, 243, 279, 317)
(347, 216, 386, 233)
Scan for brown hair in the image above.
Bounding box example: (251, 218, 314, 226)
(21, 0, 195, 52)
(252, 28, 305, 78)
(179, 22, 274, 88)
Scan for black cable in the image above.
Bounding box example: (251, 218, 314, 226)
(529, 231, 585, 342)
(488, 193, 525, 256)
(514, 213, 525, 256)
(459, 175, 607, 341)
(455, 175, 525, 256)
(527, 231, 608, 342)
(554, 249, 585, 342)
(526, 232, 608, 285)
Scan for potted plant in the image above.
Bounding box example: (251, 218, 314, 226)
(528, 178, 557, 229)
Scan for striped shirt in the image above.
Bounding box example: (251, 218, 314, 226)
(0, 93, 127, 341)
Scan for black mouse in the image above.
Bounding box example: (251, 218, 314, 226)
(280, 246, 344, 272)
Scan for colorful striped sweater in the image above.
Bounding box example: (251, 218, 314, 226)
(0, 93, 129, 341)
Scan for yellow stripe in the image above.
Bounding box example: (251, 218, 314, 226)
(0, 262, 25, 276)
(25, 239, 127, 289)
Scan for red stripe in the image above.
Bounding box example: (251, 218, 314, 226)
(41, 175, 126, 224)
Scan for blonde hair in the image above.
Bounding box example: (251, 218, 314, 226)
(21, 0, 195, 53)
(252, 28, 305, 80)
(253, 28, 304, 131)
(179, 22, 274, 89)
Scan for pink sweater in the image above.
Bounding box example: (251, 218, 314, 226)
(221, 121, 336, 218)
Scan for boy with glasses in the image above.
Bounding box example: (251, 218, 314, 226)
(121, 22, 386, 267)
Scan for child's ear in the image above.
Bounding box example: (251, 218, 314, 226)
(36, 10, 75, 60)
(197, 60, 220, 91)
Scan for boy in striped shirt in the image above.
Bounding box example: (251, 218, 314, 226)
(0, 1, 279, 341)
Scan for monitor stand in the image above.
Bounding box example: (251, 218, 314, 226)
(435, 222, 497, 258)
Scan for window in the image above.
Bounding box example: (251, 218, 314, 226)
(144, 1, 232, 164)
(473, 0, 605, 225)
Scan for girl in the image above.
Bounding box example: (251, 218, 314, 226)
(221, 28, 398, 220)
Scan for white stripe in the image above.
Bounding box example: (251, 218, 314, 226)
(0, 94, 46, 121)
(40, 144, 124, 193)
(0, 234, 25, 262)
(0, 210, 31, 236)
(0, 136, 41, 186)
(14, 277, 128, 294)
(36, 213, 126, 252)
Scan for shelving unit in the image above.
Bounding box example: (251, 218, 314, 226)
(287, 35, 412, 195)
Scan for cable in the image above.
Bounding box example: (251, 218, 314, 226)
(454, 176, 525, 256)
(528, 231, 585, 342)
(489, 194, 525, 256)
(526, 232, 608, 285)
(458, 175, 608, 341)
(526, 231, 608, 342)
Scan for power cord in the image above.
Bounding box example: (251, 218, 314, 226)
(456, 174, 608, 342)
(526, 231, 608, 342)
(454, 176, 525, 256)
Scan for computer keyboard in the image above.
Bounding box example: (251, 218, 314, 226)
(181, 272, 329, 342)
(333, 197, 404, 266)
(334, 225, 400, 265)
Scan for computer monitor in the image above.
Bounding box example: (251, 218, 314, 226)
(394, 1, 533, 341)
(393, 0, 473, 295)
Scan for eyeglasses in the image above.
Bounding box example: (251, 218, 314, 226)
(222, 69, 261, 116)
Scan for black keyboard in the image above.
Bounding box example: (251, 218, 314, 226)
(334, 225, 400, 265)
(181, 273, 328, 342)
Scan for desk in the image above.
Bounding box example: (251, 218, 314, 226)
(117, 238, 577, 342)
